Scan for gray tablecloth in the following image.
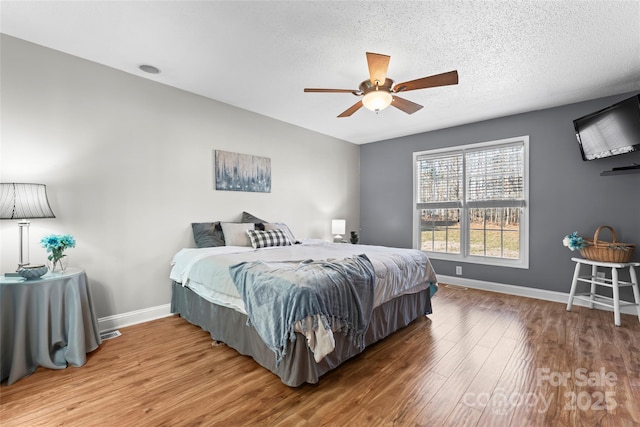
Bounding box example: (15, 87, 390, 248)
(1, 268, 102, 385)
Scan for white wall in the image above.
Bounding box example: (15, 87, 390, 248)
(0, 35, 360, 318)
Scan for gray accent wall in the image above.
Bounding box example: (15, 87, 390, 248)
(361, 93, 640, 293)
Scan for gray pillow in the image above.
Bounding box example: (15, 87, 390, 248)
(241, 211, 266, 230)
(191, 222, 225, 248)
(220, 222, 255, 246)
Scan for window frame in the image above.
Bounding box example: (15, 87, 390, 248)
(412, 135, 529, 269)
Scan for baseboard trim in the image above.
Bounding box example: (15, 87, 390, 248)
(437, 275, 638, 316)
(97, 277, 637, 332)
(98, 304, 173, 333)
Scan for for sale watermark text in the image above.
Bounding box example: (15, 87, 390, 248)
(537, 367, 617, 411)
(462, 367, 618, 415)
(536, 367, 617, 387)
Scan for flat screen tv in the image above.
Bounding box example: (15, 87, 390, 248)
(573, 94, 640, 161)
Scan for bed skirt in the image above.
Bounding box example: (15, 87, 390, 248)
(171, 281, 432, 387)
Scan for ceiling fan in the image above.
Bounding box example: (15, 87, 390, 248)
(304, 52, 458, 118)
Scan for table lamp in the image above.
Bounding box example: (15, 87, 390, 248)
(331, 219, 346, 243)
(0, 183, 56, 270)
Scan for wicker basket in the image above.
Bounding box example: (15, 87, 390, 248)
(579, 225, 635, 263)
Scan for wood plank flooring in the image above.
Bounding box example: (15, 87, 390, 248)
(2, 284, 639, 426)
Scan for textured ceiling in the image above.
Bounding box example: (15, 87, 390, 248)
(1, 1, 639, 144)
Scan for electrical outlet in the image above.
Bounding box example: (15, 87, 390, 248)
(456, 266, 462, 275)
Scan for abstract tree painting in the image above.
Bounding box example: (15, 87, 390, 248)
(214, 150, 271, 193)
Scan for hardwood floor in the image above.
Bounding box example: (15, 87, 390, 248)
(2, 284, 639, 426)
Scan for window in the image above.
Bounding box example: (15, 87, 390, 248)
(413, 136, 529, 268)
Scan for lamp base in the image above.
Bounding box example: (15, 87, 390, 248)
(333, 235, 344, 243)
(17, 220, 31, 271)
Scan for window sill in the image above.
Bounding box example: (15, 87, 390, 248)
(422, 251, 529, 269)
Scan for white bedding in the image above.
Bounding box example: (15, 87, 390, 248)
(170, 245, 255, 313)
(169, 239, 437, 362)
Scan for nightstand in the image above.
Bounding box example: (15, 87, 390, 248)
(1, 268, 102, 385)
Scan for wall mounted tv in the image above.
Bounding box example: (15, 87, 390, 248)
(573, 94, 640, 161)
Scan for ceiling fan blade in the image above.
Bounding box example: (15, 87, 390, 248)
(391, 96, 423, 114)
(393, 70, 459, 93)
(338, 100, 364, 118)
(366, 52, 390, 86)
(304, 88, 356, 93)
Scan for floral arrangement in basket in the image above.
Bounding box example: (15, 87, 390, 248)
(563, 226, 635, 263)
(562, 232, 587, 251)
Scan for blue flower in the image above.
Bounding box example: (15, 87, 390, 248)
(562, 231, 587, 251)
(40, 234, 76, 263)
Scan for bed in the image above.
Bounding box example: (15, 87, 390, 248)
(169, 222, 437, 387)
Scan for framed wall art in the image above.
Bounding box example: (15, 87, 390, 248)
(214, 150, 271, 193)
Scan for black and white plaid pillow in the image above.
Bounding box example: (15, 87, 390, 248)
(247, 229, 292, 249)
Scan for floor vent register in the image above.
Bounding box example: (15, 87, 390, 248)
(100, 330, 122, 340)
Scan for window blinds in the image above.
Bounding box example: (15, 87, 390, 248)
(466, 143, 525, 208)
(416, 142, 525, 209)
(416, 151, 463, 210)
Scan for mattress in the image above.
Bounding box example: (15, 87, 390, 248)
(170, 239, 437, 313)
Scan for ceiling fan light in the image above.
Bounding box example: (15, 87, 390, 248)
(362, 90, 392, 112)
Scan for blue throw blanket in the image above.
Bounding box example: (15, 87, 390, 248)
(229, 254, 375, 365)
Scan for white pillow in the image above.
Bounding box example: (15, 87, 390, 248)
(220, 222, 254, 246)
(264, 223, 297, 244)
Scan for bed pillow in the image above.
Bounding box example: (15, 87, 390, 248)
(264, 223, 298, 244)
(247, 229, 292, 249)
(191, 222, 225, 248)
(220, 222, 255, 246)
(241, 211, 267, 230)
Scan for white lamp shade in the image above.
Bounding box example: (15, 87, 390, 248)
(331, 219, 346, 235)
(362, 90, 392, 112)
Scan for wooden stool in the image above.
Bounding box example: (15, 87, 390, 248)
(567, 257, 640, 326)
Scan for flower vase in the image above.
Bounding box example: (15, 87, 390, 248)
(48, 257, 68, 274)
